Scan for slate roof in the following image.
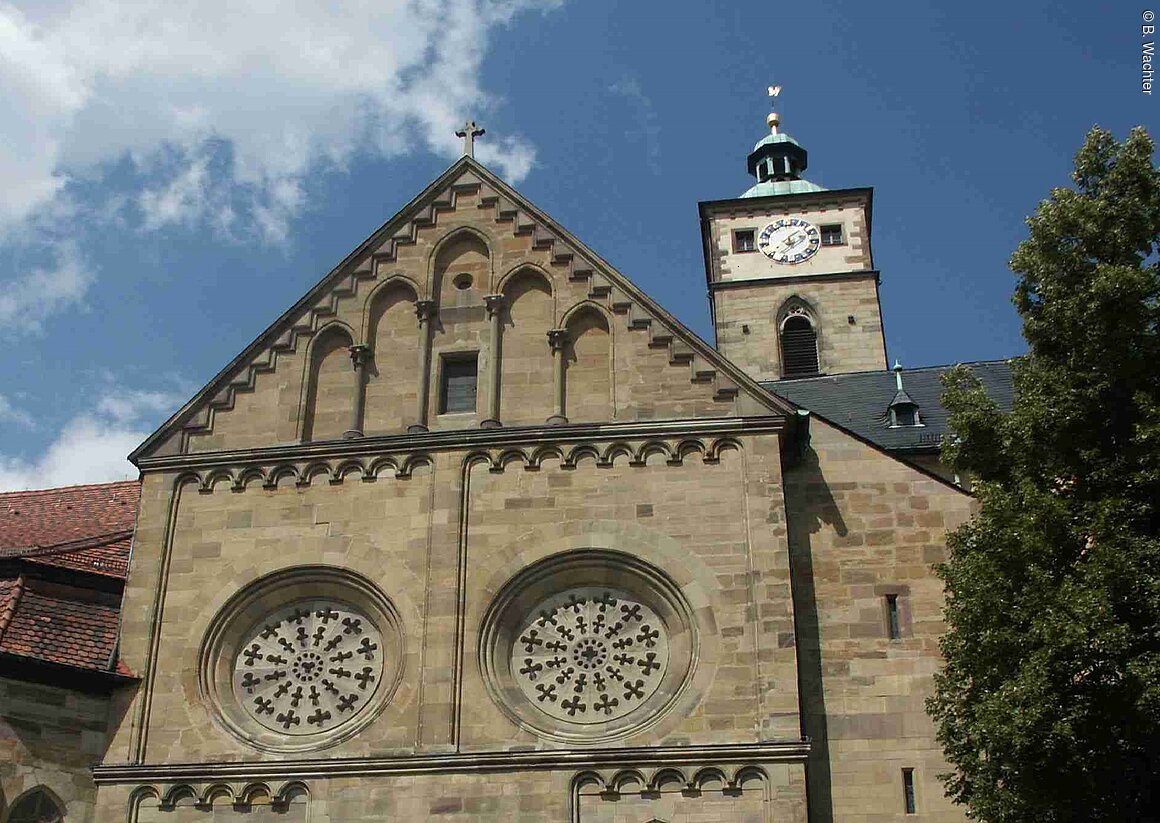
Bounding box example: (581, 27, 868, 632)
(0, 480, 139, 681)
(763, 360, 1015, 453)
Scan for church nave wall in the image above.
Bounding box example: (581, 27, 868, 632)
(783, 418, 973, 822)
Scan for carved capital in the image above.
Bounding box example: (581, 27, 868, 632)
(415, 299, 438, 322)
(348, 344, 371, 369)
(483, 293, 506, 317)
(547, 328, 569, 351)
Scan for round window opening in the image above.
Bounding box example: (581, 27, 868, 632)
(234, 600, 384, 735)
(200, 566, 404, 753)
(452, 272, 473, 290)
(513, 587, 669, 724)
(480, 550, 697, 743)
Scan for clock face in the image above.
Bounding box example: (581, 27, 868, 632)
(758, 218, 821, 264)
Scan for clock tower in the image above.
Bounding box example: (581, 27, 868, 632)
(699, 89, 888, 382)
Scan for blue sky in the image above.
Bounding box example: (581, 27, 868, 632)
(0, 0, 1151, 490)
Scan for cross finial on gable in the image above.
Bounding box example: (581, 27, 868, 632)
(456, 120, 485, 158)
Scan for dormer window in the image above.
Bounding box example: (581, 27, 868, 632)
(888, 362, 923, 427)
(890, 404, 920, 427)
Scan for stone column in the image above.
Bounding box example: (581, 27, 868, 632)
(342, 344, 371, 439)
(480, 294, 506, 429)
(408, 299, 437, 433)
(546, 328, 569, 425)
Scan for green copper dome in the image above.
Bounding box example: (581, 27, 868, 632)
(752, 132, 804, 153)
(744, 122, 822, 196)
(741, 178, 827, 198)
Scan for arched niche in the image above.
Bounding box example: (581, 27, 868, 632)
(563, 306, 612, 423)
(432, 229, 490, 311)
(364, 281, 418, 433)
(6, 787, 64, 823)
(499, 268, 554, 424)
(301, 324, 354, 442)
(428, 229, 492, 426)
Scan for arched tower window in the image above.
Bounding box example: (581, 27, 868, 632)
(7, 788, 65, 823)
(779, 305, 819, 378)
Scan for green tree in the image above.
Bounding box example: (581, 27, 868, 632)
(928, 126, 1160, 821)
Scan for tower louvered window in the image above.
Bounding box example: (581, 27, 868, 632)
(781, 315, 819, 377)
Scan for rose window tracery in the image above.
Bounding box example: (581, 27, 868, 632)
(511, 587, 669, 724)
(232, 600, 384, 735)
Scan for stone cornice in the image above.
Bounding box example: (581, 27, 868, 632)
(92, 740, 810, 784)
(697, 186, 873, 220)
(709, 270, 881, 290)
(134, 416, 789, 474)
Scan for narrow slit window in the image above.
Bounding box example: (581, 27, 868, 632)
(440, 355, 478, 414)
(902, 768, 916, 814)
(886, 594, 901, 640)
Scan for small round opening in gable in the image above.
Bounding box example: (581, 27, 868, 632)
(452, 272, 473, 290)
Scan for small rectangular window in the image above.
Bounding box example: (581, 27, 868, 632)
(886, 594, 901, 640)
(820, 224, 844, 246)
(902, 768, 916, 814)
(439, 355, 478, 414)
(733, 230, 756, 253)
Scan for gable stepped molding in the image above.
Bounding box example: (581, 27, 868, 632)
(169, 167, 755, 453)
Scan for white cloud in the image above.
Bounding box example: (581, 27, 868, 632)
(0, 382, 186, 491)
(0, 395, 35, 428)
(0, 0, 559, 321)
(609, 77, 661, 175)
(0, 242, 93, 335)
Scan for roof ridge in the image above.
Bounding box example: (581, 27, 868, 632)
(0, 528, 135, 559)
(0, 479, 140, 499)
(761, 358, 1018, 386)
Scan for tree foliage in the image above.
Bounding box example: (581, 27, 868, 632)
(929, 126, 1160, 821)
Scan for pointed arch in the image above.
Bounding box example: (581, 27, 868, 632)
(6, 787, 64, 823)
(299, 323, 354, 442)
(562, 304, 612, 422)
(363, 280, 419, 433)
(776, 295, 820, 378)
(499, 266, 555, 424)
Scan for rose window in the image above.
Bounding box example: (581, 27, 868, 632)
(232, 600, 384, 735)
(511, 587, 669, 725)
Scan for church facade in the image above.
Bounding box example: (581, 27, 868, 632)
(2, 108, 1004, 822)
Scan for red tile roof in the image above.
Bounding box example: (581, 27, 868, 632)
(0, 578, 121, 670)
(18, 533, 133, 579)
(0, 480, 139, 551)
(0, 481, 140, 679)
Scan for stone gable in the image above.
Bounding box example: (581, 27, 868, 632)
(135, 160, 788, 460)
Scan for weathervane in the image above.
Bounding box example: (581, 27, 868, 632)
(456, 120, 485, 158)
(767, 84, 783, 135)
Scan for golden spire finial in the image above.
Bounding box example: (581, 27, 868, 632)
(766, 84, 782, 135)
